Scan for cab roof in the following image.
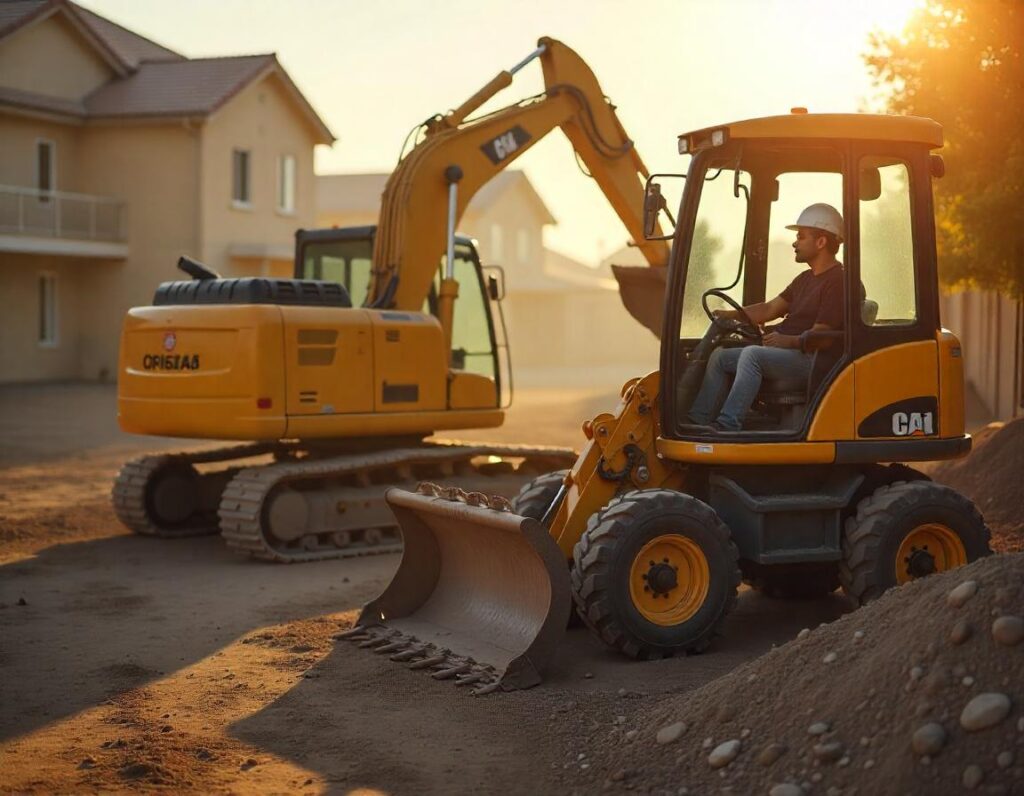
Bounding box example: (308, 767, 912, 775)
(680, 113, 944, 149)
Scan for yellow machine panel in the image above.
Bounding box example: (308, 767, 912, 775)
(853, 341, 939, 439)
(937, 330, 966, 439)
(807, 363, 856, 441)
(369, 311, 448, 413)
(449, 372, 498, 410)
(118, 305, 287, 439)
(281, 306, 374, 417)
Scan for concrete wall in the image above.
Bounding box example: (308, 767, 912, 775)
(941, 290, 1022, 421)
(0, 13, 112, 100)
(0, 115, 82, 191)
(199, 74, 318, 276)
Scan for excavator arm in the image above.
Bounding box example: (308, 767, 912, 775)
(368, 37, 670, 338)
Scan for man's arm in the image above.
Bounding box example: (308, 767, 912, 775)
(764, 321, 831, 349)
(716, 294, 789, 325)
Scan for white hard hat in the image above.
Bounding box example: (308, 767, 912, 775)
(786, 203, 844, 241)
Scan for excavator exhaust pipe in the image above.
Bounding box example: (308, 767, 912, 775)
(342, 484, 570, 693)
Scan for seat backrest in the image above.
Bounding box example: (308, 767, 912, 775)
(861, 299, 879, 325)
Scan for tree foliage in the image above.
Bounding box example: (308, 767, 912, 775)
(866, 0, 1023, 297)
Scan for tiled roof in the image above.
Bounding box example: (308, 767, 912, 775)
(71, 2, 181, 69)
(0, 84, 85, 117)
(85, 55, 273, 118)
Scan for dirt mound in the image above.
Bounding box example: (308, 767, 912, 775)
(590, 553, 1024, 795)
(929, 418, 1024, 552)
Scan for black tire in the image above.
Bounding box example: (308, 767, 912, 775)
(744, 562, 840, 600)
(511, 470, 569, 529)
(840, 481, 992, 605)
(570, 489, 740, 660)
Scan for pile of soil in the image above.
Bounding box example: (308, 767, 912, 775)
(585, 553, 1023, 795)
(929, 418, 1024, 553)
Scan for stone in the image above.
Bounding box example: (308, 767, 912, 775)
(838, 756, 850, 767)
(656, 722, 687, 745)
(807, 722, 830, 736)
(797, 628, 810, 639)
(740, 727, 751, 739)
(702, 736, 714, 749)
(814, 742, 844, 763)
(992, 616, 1024, 646)
(963, 676, 976, 687)
(962, 764, 984, 789)
(78, 757, 97, 770)
(912, 722, 947, 756)
(910, 666, 924, 681)
(769, 786, 803, 796)
(922, 668, 950, 695)
(947, 580, 979, 608)
(610, 769, 631, 782)
(853, 630, 865, 642)
(961, 693, 1012, 731)
(811, 772, 823, 783)
(950, 619, 974, 645)
(708, 740, 741, 768)
(583, 671, 595, 679)
(757, 743, 787, 766)
(624, 730, 639, 742)
(997, 751, 1014, 769)
(864, 759, 875, 769)
(822, 651, 838, 664)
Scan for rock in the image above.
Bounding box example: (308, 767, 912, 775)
(950, 619, 974, 645)
(78, 757, 97, 769)
(769, 784, 804, 796)
(583, 672, 594, 679)
(610, 768, 631, 782)
(624, 730, 639, 742)
(947, 580, 979, 608)
(813, 742, 844, 763)
(807, 722, 829, 736)
(656, 722, 687, 745)
(837, 756, 850, 767)
(864, 758, 875, 769)
(708, 739, 741, 768)
(912, 722, 947, 756)
(859, 736, 872, 747)
(909, 666, 924, 681)
(757, 743, 787, 766)
(702, 736, 713, 749)
(962, 764, 984, 789)
(16, 597, 27, 606)
(240, 758, 258, 771)
(853, 630, 865, 642)
(997, 751, 1014, 769)
(797, 628, 810, 639)
(811, 772, 823, 783)
(961, 693, 1012, 731)
(119, 762, 152, 780)
(740, 727, 751, 739)
(915, 701, 934, 718)
(922, 667, 949, 695)
(963, 676, 975, 686)
(195, 748, 214, 761)
(822, 651, 837, 664)
(615, 716, 626, 725)
(992, 616, 1024, 646)
(160, 725, 172, 733)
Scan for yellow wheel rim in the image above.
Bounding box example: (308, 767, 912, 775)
(896, 523, 967, 584)
(629, 534, 710, 626)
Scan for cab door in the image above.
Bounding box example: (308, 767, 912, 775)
(445, 245, 500, 409)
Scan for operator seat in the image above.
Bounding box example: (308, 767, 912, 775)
(759, 299, 879, 416)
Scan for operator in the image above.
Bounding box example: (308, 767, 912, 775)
(687, 203, 846, 432)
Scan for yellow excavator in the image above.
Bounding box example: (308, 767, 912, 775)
(112, 37, 668, 562)
(343, 111, 992, 692)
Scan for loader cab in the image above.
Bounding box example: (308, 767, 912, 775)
(658, 114, 944, 443)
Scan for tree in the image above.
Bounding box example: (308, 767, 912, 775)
(865, 0, 1024, 297)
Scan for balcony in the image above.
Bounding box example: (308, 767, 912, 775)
(0, 185, 128, 258)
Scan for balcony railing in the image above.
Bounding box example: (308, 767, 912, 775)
(0, 185, 126, 242)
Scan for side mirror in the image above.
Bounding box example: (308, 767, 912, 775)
(483, 265, 506, 301)
(643, 174, 683, 241)
(930, 154, 945, 179)
(859, 167, 882, 201)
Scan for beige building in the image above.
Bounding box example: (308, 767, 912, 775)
(0, 0, 333, 383)
(317, 170, 660, 376)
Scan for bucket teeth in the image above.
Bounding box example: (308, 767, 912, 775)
(432, 663, 472, 680)
(415, 482, 442, 496)
(471, 681, 502, 696)
(454, 672, 486, 687)
(409, 653, 449, 670)
(390, 647, 427, 662)
(358, 635, 396, 649)
(373, 640, 409, 654)
(335, 625, 366, 639)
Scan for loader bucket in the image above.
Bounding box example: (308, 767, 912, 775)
(349, 485, 571, 692)
(612, 264, 666, 339)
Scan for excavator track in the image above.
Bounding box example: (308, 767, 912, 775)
(112, 443, 277, 538)
(217, 443, 575, 563)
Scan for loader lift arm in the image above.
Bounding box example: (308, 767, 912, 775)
(368, 36, 670, 339)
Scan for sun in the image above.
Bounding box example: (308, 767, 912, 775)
(860, 0, 926, 36)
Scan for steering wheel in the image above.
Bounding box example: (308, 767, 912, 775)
(701, 288, 762, 342)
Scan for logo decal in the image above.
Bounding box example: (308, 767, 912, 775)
(892, 412, 935, 437)
(480, 125, 533, 165)
(163, 332, 177, 352)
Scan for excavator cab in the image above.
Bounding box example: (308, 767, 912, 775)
(347, 112, 991, 692)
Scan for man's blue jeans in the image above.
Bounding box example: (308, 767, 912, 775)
(687, 346, 812, 430)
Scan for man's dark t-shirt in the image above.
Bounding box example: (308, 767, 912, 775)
(776, 264, 844, 335)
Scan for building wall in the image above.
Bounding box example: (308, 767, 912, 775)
(0, 115, 82, 191)
(0, 13, 112, 100)
(199, 74, 318, 276)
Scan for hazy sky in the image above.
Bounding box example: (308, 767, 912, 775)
(76, 0, 921, 266)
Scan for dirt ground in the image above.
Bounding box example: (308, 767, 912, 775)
(0, 382, 1018, 794)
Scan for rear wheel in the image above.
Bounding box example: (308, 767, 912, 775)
(570, 489, 740, 659)
(840, 481, 991, 604)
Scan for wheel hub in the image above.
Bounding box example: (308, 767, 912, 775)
(644, 560, 678, 596)
(905, 547, 936, 578)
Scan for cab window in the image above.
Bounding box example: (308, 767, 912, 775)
(431, 247, 496, 378)
(858, 158, 917, 325)
(300, 238, 373, 305)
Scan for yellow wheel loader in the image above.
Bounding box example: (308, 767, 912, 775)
(343, 111, 992, 692)
(112, 38, 669, 563)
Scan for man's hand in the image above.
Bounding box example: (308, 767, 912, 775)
(712, 309, 740, 321)
(763, 331, 798, 349)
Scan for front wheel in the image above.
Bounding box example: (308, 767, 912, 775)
(840, 481, 992, 604)
(570, 489, 740, 659)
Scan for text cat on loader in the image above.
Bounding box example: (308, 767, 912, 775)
(344, 111, 991, 693)
(113, 37, 670, 562)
